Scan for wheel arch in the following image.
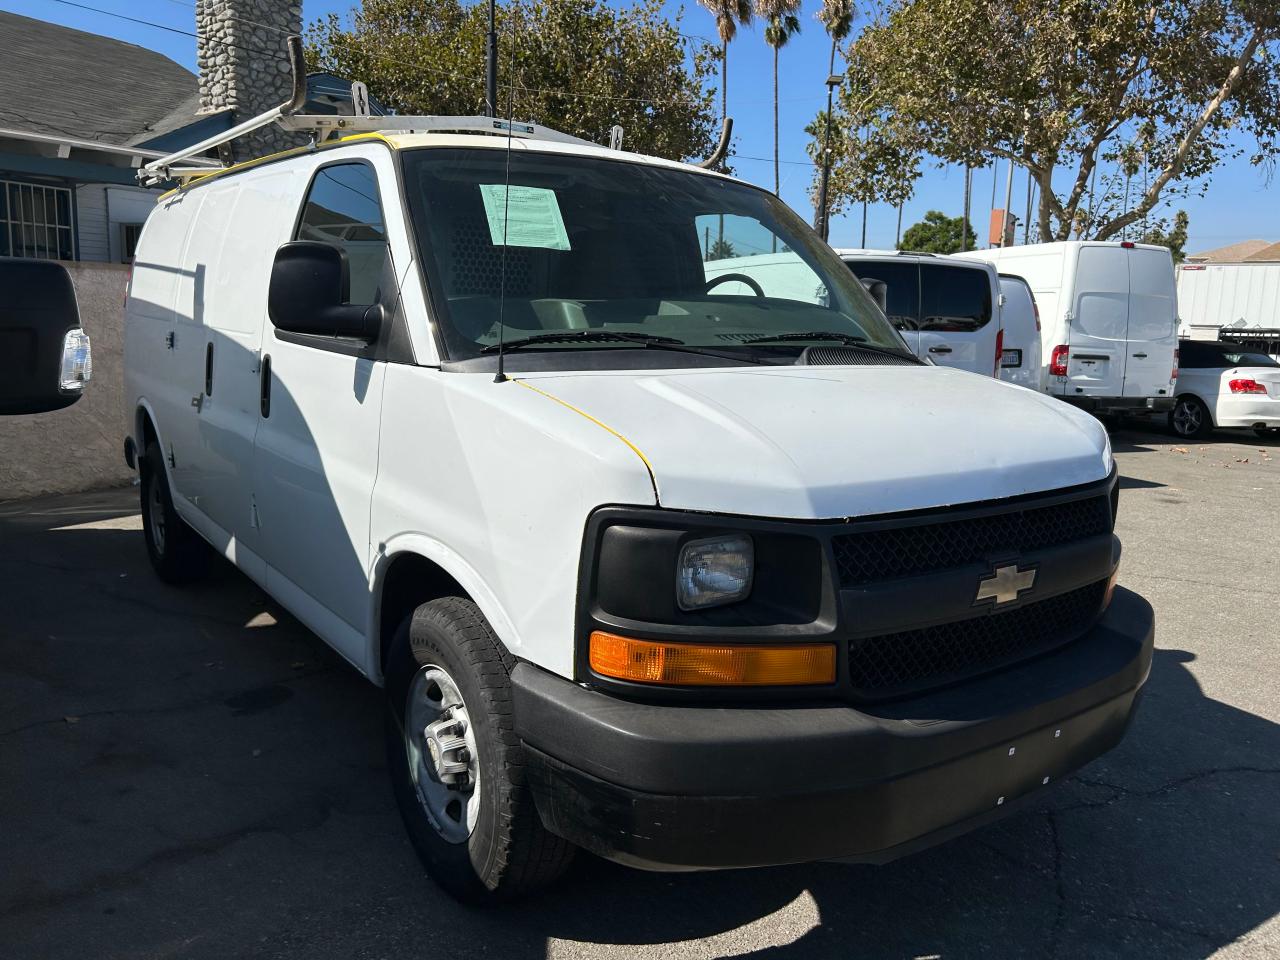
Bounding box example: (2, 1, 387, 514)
(369, 536, 521, 686)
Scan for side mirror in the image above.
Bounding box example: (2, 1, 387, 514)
(268, 241, 382, 339)
(0, 258, 91, 415)
(859, 277, 888, 315)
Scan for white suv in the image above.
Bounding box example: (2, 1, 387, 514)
(123, 122, 1153, 902)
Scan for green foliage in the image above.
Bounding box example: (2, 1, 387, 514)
(706, 238, 738, 260)
(813, 0, 1280, 241)
(898, 210, 977, 253)
(1140, 210, 1191, 265)
(306, 0, 718, 161)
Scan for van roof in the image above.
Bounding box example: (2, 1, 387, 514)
(161, 128, 737, 200)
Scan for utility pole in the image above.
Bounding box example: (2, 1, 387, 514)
(1023, 168, 1033, 244)
(1002, 157, 1015, 246)
(485, 0, 498, 116)
(962, 164, 971, 252)
(815, 72, 844, 242)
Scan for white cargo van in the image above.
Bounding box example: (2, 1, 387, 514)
(996, 273, 1043, 391)
(122, 108, 1153, 903)
(964, 242, 1178, 416)
(834, 250, 1004, 377)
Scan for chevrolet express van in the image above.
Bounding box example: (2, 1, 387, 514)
(123, 126, 1154, 902)
(962, 242, 1178, 416)
(996, 273, 1043, 391)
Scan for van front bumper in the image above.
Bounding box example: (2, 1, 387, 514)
(512, 587, 1153, 871)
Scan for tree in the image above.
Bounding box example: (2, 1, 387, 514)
(756, 0, 802, 196)
(898, 210, 977, 253)
(697, 0, 753, 129)
(822, 0, 1280, 242)
(306, 0, 718, 161)
(1140, 210, 1190, 264)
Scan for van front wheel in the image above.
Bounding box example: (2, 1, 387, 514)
(139, 441, 208, 584)
(384, 597, 574, 903)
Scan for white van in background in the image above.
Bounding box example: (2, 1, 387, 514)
(996, 273, 1042, 391)
(964, 242, 1177, 416)
(834, 250, 1004, 377)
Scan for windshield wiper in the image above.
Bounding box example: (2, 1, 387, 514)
(743, 331, 868, 346)
(481, 330, 683, 353)
(743, 331, 923, 363)
(480, 329, 768, 364)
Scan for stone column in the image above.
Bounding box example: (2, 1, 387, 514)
(195, 0, 306, 161)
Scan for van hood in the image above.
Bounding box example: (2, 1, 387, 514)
(516, 365, 1112, 520)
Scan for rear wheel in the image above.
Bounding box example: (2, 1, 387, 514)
(384, 597, 574, 903)
(139, 441, 208, 584)
(1169, 395, 1212, 440)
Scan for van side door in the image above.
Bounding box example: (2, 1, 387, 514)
(917, 262, 999, 376)
(251, 155, 395, 661)
(166, 171, 297, 573)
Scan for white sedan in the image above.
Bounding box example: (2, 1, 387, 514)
(1170, 340, 1280, 439)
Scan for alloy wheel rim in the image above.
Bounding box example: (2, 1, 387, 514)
(1173, 401, 1200, 436)
(403, 664, 480, 844)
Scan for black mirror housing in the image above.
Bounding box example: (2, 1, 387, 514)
(859, 277, 888, 315)
(268, 241, 382, 340)
(0, 258, 88, 415)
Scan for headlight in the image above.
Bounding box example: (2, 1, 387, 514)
(59, 328, 92, 392)
(676, 535, 753, 611)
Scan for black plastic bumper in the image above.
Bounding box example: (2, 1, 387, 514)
(512, 587, 1154, 871)
(1061, 395, 1174, 415)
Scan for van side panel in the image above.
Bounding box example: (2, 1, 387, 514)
(125, 191, 203, 474)
(1121, 247, 1177, 400)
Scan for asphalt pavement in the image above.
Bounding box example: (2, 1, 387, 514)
(1, 425, 1278, 959)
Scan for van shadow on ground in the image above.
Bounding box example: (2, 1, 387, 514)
(0, 495, 1277, 959)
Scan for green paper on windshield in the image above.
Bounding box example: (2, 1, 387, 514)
(479, 184, 571, 251)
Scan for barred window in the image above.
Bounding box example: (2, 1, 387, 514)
(0, 180, 74, 260)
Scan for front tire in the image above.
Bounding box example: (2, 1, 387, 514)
(384, 597, 574, 903)
(1169, 395, 1212, 440)
(139, 441, 209, 584)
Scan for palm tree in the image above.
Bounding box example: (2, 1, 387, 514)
(814, 0, 854, 235)
(697, 0, 753, 128)
(757, 0, 801, 197)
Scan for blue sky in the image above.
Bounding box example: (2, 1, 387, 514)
(4, 0, 1275, 254)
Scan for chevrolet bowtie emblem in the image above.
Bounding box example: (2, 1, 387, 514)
(975, 564, 1037, 605)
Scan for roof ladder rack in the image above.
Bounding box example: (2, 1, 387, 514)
(138, 35, 597, 187)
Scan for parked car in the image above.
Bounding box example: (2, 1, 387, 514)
(834, 249, 1004, 377)
(0, 257, 91, 415)
(996, 273, 1042, 390)
(963, 242, 1178, 417)
(124, 122, 1154, 903)
(1169, 339, 1280, 439)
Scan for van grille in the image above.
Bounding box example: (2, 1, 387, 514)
(848, 580, 1107, 699)
(832, 495, 1112, 587)
(800, 346, 920, 366)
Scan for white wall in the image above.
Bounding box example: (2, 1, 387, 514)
(74, 184, 157, 263)
(1177, 262, 1280, 336)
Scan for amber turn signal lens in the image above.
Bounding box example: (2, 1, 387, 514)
(588, 632, 836, 686)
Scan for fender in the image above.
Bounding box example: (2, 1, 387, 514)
(367, 531, 524, 685)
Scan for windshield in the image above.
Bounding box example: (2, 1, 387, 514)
(1182, 342, 1280, 368)
(400, 148, 905, 362)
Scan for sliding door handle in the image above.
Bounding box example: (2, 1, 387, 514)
(259, 355, 271, 418)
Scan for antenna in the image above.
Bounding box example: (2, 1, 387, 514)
(493, 9, 519, 384)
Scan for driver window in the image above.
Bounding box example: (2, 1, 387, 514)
(697, 213, 829, 306)
(295, 162, 388, 306)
